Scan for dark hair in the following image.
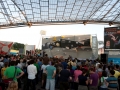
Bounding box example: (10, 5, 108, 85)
(27, 61, 31, 65)
(10, 61, 16, 66)
(82, 69, 87, 75)
(30, 60, 34, 64)
(16, 60, 20, 65)
(4, 62, 9, 67)
(43, 57, 49, 65)
(89, 67, 94, 71)
(115, 65, 119, 69)
(23, 59, 26, 63)
(102, 71, 107, 77)
(76, 66, 80, 70)
(51, 61, 55, 65)
(103, 65, 106, 71)
(110, 66, 114, 70)
(108, 66, 111, 70)
(98, 64, 102, 68)
(110, 70, 115, 75)
(67, 66, 71, 70)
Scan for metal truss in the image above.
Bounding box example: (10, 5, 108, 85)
(0, 0, 119, 29)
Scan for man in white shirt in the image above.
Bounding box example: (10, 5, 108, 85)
(27, 60, 37, 90)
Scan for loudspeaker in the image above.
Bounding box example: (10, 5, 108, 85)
(101, 54, 108, 64)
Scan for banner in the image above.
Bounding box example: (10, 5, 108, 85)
(0, 41, 13, 55)
(104, 27, 120, 65)
(104, 27, 120, 50)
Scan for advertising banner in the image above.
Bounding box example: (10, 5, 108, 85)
(104, 27, 120, 50)
(104, 27, 120, 65)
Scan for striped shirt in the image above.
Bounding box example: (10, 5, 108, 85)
(106, 76, 118, 90)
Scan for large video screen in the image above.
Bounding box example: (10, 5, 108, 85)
(104, 27, 120, 50)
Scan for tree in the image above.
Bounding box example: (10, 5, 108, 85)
(12, 43, 25, 50)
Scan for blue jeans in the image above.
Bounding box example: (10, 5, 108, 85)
(46, 79, 55, 90)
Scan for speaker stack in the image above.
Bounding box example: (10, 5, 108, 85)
(101, 54, 108, 64)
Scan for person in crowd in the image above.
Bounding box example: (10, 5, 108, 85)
(77, 69, 89, 90)
(69, 65, 74, 89)
(54, 60, 63, 88)
(38, 58, 43, 70)
(4, 61, 24, 82)
(99, 71, 108, 90)
(41, 57, 49, 88)
(72, 60, 77, 70)
(89, 67, 99, 90)
(34, 58, 39, 84)
(3, 56, 9, 63)
(106, 70, 118, 90)
(103, 65, 109, 76)
(61, 59, 68, 69)
(68, 60, 73, 66)
(114, 65, 120, 90)
(74, 66, 82, 90)
(59, 66, 72, 90)
(114, 65, 120, 78)
(27, 60, 37, 90)
(37, 58, 43, 81)
(1, 62, 9, 79)
(16, 60, 22, 69)
(85, 59, 89, 65)
(96, 64, 103, 79)
(15, 60, 22, 90)
(77, 60, 81, 66)
(45, 61, 56, 90)
(0, 57, 4, 68)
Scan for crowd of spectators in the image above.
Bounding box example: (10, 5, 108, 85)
(0, 54, 119, 90)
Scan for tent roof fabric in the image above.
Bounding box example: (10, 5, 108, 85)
(0, 0, 120, 28)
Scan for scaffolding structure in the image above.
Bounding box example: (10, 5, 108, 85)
(0, 0, 119, 29)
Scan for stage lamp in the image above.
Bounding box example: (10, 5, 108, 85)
(83, 21, 88, 25)
(109, 22, 113, 26)
(9, 22, 13, 26)
(27, 22, 32, 27)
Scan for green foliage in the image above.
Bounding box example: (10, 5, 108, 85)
(35, 49, 41, 54)
(12, 43, 25, 50)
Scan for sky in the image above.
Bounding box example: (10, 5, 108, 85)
(0, 24, 111, 49)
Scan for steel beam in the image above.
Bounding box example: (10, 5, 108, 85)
(100, 0, 119, 20)
(113, 13, 120, 21)
(88, 0, 109, 19)
(11, 0, 29, 23)
(0, 0, 12, 24)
